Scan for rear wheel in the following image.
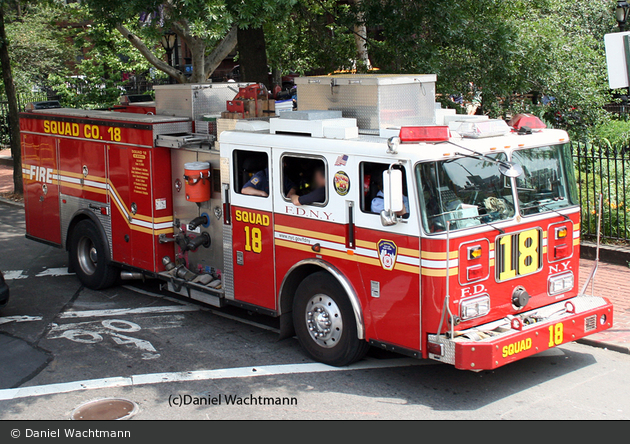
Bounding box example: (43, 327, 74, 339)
(69, 219, 118, 290)
(293, 271, 369, 366)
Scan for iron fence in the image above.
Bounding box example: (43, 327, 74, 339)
(573, 142, 630, 242)
(0, 92, 52, 147)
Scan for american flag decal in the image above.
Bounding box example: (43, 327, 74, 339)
(335, 155, 348, 166)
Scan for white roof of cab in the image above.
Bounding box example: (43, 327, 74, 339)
(220, 127, 570, 163)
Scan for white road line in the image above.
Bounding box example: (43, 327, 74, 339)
(3, 270, 27, 280)
(58, 306, 199, 319)
(0, 315, 43, 326)
(123, 285, 279, 333)
(0, 358, 432, 401)
(35, 268, 74, 277)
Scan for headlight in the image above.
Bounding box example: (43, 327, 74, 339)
(548, 272, 574, 296)
(460, 295, 490, 321)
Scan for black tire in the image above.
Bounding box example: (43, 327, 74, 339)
(293, 271, 370, 366)
(69, 219, 118, 290)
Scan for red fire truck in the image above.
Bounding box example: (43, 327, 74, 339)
(19, 76, 613, 370)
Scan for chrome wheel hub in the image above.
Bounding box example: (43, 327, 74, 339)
(77, 237, 97, 276)
(305, 294, 342, 348)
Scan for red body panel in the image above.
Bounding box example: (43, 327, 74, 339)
(274, 214, 421, 351)
(20, 111, 176, 274)
(20, 132, 61, 245)
(231, 206, 276, 310)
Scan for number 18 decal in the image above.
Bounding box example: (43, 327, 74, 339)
(497, 228, 541, 281)
(244, 226, 262, 253)
(548, 322, 564, 347)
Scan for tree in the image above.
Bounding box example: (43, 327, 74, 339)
(0, 1, 22, 194)
(81, 0, 295, 84)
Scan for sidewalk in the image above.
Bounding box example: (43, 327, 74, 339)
(0, 152, 14, 194)
(0, 161, 628, 354)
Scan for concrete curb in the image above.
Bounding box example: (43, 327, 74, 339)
(581, 242, 630, 268)
(577, 338, 630, 355)
(0, 196, 24, 207)
(0, 156, 13, 167)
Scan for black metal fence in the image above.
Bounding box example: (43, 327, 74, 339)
(573, 142, 630, 242)
(0, 92, 51, 147)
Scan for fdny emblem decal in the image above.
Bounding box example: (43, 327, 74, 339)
(333, 171, 350, 196)
(377, 240, 398, 271)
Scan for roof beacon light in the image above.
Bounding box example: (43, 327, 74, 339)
(399, 126, 450, 143)
(509, 114, 547, 131)
(451, 119, 511, 139)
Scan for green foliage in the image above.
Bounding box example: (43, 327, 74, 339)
(590, 120, 630, 148)
(2, 4, 68, 94)
(48, 3, 158, 108)
(265, 0, 357, 75)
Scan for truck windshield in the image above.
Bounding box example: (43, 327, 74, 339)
(416, 153, 515, 233)
(512, 144, 578, 216)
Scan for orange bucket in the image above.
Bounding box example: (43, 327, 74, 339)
(184, 161, 211, 202)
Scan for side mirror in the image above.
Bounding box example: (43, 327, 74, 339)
(380, 168, 404, 227)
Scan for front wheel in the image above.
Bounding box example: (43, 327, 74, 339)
(69, 219, 118, 290)
(293, 271, 369, 366)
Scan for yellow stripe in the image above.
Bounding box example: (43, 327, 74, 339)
(543, 231, 547, 238)
(58, 170, 107, 184)
(60, 182, 107, 195)
(489, 259, 495, 267)
(394, 263, 420, 274)
(275, 239, 420, 275)
(543, 246, 547, 254)
(274, 225, 345, 244)
(421, 251, 458, 260)
(421, 267, 458, 277)
(573, 238, 580, 246)
(489, 243, 494, 251)
(574, 222, 580, 231)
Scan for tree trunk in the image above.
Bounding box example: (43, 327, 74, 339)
(0, 5, 22, 195)
(237, 27, 269, 87)
(352, 0, 371, 70)
(188, 38, 207, 83)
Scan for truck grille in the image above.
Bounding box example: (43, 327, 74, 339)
(584, 315, 597, 332)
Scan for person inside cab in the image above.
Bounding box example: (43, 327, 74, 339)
(241, 163, 297, 198)
(291, 166, 326, 206)
(371, 174, 410, 218)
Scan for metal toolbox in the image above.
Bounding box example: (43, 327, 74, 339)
(294, 74, 437, 134)
(154, 83, 252, 120)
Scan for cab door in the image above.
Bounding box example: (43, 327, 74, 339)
(226, 146, 276, 310)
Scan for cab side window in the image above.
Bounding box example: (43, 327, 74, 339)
(234, 150, 269, 198)
(360, 162, 410, 218)
(281, 155, 328, 206)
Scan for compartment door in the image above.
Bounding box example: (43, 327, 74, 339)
(21, 133, 61, 245)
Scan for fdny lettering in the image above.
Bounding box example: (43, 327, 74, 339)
(549, 260, 570, 274)
(502, 337, 532, 358)
(43, 120, 80, 137)
(27, 165, 53, 184)
(284, 205, 333, 221)
(461, 284, 486, 298)
(235, 210, 270, 227)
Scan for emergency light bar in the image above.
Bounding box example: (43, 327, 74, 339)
(399, 126, 450, 143)
(508, 113, 547, 131)
(449, 119, 511, 139)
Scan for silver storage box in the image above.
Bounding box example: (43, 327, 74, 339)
(154, 83, 252, 120)
(294, 74, 437, 133)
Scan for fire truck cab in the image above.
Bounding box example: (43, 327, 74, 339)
(19, 76, 613, 370)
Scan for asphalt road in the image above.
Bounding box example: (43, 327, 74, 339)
(1, 201, 629, 420)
